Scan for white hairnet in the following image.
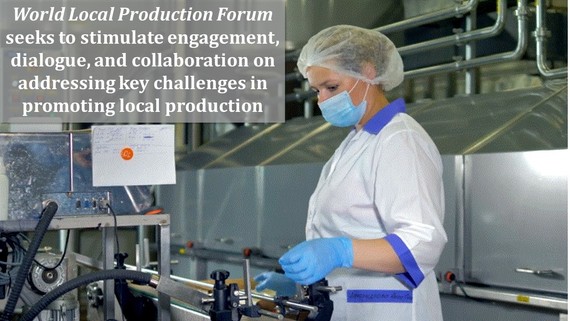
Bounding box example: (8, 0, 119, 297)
(297, 25, 404, 91)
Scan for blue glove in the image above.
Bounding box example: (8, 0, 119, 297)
(254, 272, 297, 297)
(279, 237, 353, 285)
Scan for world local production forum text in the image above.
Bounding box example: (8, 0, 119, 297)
(2, 2, 285, 123)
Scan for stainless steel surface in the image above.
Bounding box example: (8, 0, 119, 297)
(465, 150, 567, 294)
(158, 163, 322, 265)
(458, 84, 567, 154)
(410, 83, 568, 154)
(169, 83, 567, 171)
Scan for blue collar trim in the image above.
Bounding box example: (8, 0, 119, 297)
(362, 98, 406, 135)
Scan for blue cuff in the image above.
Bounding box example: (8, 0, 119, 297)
(385, 234, 424, 289)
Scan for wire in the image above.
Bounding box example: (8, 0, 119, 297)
(452, 279, 484, 302)
(106, 204, 121, 254)
(9, 231, 70, 271)
(34, 230, 71, 271)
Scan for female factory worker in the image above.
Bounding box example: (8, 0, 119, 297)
(255, 25, 447, 320)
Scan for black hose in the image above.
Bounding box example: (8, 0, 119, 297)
(19, 269, 152, 321)
(0, 201, 58, 321)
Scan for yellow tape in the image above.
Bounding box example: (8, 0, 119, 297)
(517, 295, 530, 303)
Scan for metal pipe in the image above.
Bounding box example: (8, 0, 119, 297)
(398, 0, 507, 56)
(375, 0, 478, 34)
(534, 0, 568, 78)
(464, 6, 478, 95)
(405, 0, 530, 79)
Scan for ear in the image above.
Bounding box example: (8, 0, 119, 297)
(362, 62, 377, 81)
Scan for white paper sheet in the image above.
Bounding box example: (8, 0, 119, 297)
(92, 125, 176, 186)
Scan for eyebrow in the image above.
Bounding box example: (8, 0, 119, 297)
(312, 80, 339, 90)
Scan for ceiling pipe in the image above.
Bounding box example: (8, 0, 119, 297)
(398, 0, 507, 56)
(405, 0, 530, 79)
(534, 0, 568, 78)
(375, 0, 478, 35)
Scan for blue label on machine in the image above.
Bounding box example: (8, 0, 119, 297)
(347, 290, 413, 303)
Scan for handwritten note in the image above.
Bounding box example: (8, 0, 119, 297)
(92, 125, 176, 186)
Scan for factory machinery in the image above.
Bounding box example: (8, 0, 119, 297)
(0, 131, 339, 321)
(157, 1, 568, 321)
(0, 0, 567, 320)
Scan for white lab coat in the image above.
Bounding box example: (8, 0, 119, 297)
(306, 98, 447, 321)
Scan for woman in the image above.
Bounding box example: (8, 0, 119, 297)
(255, 25, 447, 321)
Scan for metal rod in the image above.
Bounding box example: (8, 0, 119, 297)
(243, 258, 253, 306)
(68, 132, 74, 193)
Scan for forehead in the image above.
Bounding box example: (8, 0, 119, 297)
(306, 66, 348, 87)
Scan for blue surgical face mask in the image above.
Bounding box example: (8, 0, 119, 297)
(318, 80, 370, 127)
